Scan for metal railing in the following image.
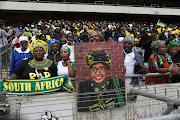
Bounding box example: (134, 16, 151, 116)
(0, 35, 14, 80)
(0, 72, 180, 119)
(0, 83, 180, 120)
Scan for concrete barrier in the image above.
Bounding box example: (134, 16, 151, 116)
(3, 83, 180, 120)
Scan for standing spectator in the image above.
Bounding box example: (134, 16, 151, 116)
(9, 36, 33, 76)
(0, 21, 10, 67)
(123, 36, 146, 87)
(7, 40, 59, 80)
(146, 40, 180, 84)
(137, 31, 152, 62)
(167, 41, 180, 83)
(14, 23, 20, 37)
(57, 46, 75, 78)
(62, 32, 75, 62)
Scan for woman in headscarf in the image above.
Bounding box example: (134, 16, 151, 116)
(145, 40, 180, 84)
(77, 49, 126, 112)
(167, 41, 180, 83)
(8, 40, 57, 79)
(56, 46, 76, 90)
(9, 36, 34, 76)
(57, 46, 75, 78)
(167, 40, 180, 64)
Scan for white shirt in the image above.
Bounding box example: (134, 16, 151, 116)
(57, 60, 70, 77)
(124, 51, 136, 87)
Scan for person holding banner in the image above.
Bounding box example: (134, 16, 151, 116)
(77, 49, 126, 112)
(8, 40, 57, 79)
(1, 40, 75, 94)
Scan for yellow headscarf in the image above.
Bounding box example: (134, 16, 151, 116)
(29, 40, 48, 54)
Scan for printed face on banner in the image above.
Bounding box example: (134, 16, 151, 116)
(74, 42, 126, 112)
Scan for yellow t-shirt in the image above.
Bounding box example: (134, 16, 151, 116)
(125, 30, 134, 38)
(46, 35, 51, 40)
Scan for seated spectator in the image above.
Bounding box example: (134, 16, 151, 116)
(9, 36, 34, 76)
(146, 40, 180, 84)
(123, 36, 146, 87)
(47, 42, 62, 65)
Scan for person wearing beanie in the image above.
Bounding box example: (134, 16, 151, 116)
(9, 36, 34, 76)
(123, 36, 146, 87)
(77, 49, 126, 112)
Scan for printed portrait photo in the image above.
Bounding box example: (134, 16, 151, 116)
(74, 42, 126, 112)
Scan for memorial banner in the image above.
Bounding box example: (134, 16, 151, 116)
(0, 76, 75, 94)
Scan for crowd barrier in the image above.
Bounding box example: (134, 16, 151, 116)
(0, 35, 14, 80)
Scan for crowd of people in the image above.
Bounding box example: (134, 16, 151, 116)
(1, 19, 180, 88)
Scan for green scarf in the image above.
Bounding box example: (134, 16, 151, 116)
(154, 51, 173, 68)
